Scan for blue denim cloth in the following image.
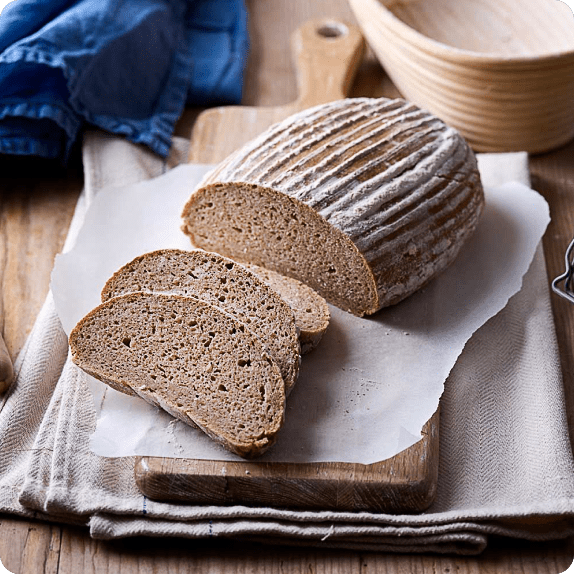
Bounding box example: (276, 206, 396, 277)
(0, 0, 249, 161)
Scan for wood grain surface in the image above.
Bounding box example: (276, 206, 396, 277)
(0, 331, 14, 394)
(1, 0, 574, 572)
(188, 18, 367, 164)
(134, 412, 438, 513)
(136, 18, 439, 515)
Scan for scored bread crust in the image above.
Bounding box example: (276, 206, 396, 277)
(69, 292, 286, 458)
(181, 97, 485, 316)
(101, 248, 301, 394)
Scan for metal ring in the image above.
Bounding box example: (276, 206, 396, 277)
(552, 236, 574, 304)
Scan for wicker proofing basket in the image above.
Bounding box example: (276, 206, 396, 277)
(348, 0, 574, 153)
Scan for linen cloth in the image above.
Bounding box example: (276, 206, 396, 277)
(0, 0, 248, 161)
(1, 131, 574, 555)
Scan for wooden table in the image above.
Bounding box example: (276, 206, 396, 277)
(1, 0, 574, 572)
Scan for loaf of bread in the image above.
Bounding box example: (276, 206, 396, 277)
(69, 292, 285, 458)
(241, 262, 330, 354)
(101, 249, 301, 395)
(181, 97, 485, 316)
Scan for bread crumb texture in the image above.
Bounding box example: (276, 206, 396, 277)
(242, 262, 330, 354)
(181, 97, 485, 316)
(69, 292, 285, 458)
(102, 248, 302, 394)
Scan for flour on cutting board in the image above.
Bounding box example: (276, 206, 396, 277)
(52, 161, 549, 464)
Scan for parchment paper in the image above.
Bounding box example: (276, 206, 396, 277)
(51, 164, 549, 463)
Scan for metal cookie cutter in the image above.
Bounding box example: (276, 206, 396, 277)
(552, 237, 574, 304)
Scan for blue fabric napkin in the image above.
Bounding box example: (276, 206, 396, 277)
(0, 0, 249, 161)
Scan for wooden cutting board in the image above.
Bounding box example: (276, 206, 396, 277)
(134, 19, 440, 514)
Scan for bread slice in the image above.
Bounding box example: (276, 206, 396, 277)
(101, 249, 300, 395)
(242, 262, 330, 354)
(69, 292, 285, 458)
(181, 97, 485, 316)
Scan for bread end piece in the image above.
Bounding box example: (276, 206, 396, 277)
(242, 262, 330, 353)
(180, 97, 485, 317)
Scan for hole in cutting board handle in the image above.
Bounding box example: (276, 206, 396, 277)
(316, 21, 348, 39)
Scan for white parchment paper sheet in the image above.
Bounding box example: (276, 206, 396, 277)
(51, 163, 549, 463)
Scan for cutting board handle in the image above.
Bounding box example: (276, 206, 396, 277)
(291, 19, 366, 110)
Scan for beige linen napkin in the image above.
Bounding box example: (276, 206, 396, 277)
(1, 131, 574, 555)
